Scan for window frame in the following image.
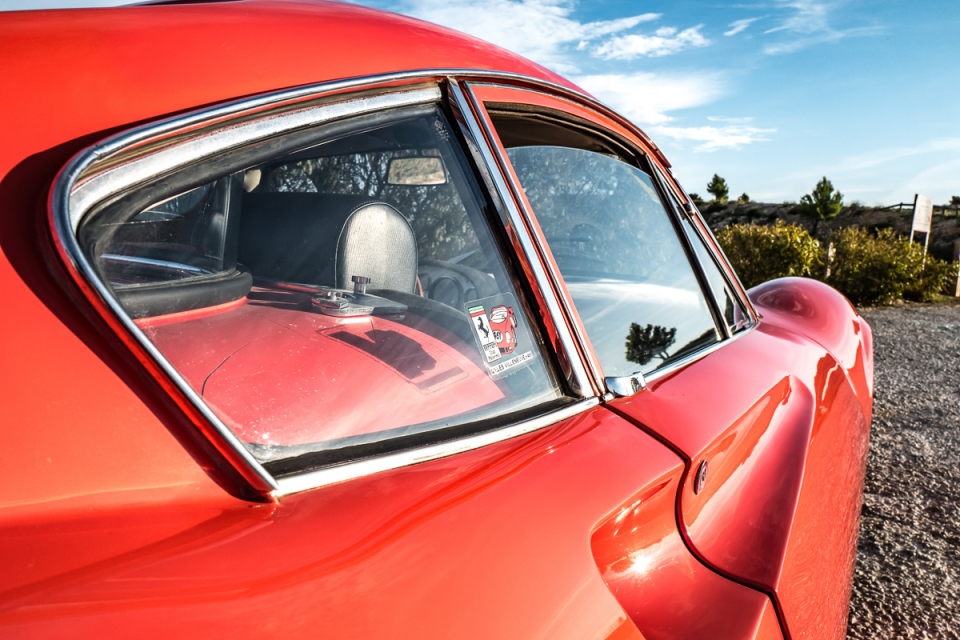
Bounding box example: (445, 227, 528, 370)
(459, 81, 760, 390)
(50, 72, 610, 500)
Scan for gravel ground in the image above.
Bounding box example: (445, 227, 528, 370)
(847, 302, 960, 639)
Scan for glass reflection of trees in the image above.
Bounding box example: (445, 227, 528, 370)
(506, 146, 677, 280)
(625, 323, 677, 366)
(625, 323, 717, 371)
(266, 149, 481, 265)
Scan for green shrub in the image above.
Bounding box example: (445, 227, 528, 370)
(825, 227, 958, 305)
(715, 221, 823, 288)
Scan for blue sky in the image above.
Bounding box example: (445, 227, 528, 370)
(348, 0, 960, 205)
(7, 0, 959, 205)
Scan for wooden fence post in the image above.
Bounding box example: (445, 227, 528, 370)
(954, 240, 960, 298)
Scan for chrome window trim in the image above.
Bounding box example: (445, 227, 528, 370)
(448, 80, 595, 397)
(665, 168, 760, 324)
(647, 162, 731, 342)
(68, 87, 442, 230)
(275, 397, 599, 495)
(50, 70, 610, 498)
(645, 322, 758, 385)
(464, 84, 739, 389)
(454, 81, 603, 394)
(451, 74, 760, 384)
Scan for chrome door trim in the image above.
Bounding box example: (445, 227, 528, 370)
(275, 397, 600, 496)
(448, 80, 595, 397)
(645, 322, 758, 385)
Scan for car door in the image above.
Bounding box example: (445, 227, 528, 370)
(461, 81, 870, 640)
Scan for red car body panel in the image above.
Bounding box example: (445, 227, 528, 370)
(139, 288, 503, 445)
(607, 282, 870, 639)
(0, 2, 871, 639)
(1, 407, 779, 640)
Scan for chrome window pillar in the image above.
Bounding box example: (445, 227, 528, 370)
(447, 79, 596, 398)
(665, 168, 760, 325)
(648, 163, 732, 341)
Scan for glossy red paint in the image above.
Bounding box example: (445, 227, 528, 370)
(751, 278, 874, 425)
(607, 280, 871, 638)
(443, 85, 870, 638)
(591, 465, 784, 640)
(139, 286, 502, 445)
(0, 406, 765, 640)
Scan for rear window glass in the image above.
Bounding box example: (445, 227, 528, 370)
(79, 106, 564, 474)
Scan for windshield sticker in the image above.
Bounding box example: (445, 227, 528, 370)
(489, 350, 534, 377)
(465, 294, 535, 378)
(468, 304, 502, 363)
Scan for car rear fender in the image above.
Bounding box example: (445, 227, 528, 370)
(749, 277, 873, 426)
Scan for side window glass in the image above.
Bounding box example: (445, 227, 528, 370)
(504, 145, 721, 377)
(680, 216, 749, 334)
(79, 106, 563, 474)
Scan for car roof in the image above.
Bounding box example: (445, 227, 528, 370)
(0, 0, 582, 171)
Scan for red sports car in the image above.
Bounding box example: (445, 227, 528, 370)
(0, 2, 872, 639)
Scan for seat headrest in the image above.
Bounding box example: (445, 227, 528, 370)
(238, 193, 377, 286)
(336, 202, 418, 294)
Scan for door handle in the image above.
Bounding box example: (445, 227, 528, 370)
(605, 372, 646, 398)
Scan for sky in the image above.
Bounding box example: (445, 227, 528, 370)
(5, 0, 959, 205)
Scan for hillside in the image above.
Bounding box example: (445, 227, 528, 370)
(702, 202, 960, 262)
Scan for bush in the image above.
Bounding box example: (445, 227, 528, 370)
(825, 227, 958, 305)
(715, 221, 823, 288)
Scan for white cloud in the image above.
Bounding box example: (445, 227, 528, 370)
(724, 17, 761, 37)
(392, 0, 659, 72)
(764, 0, 829, 35)
(763, 25, 883, 54)
(594, 25, 710, 59)
(762, 1, 884, 54)
(574, 72, 725, 125)
(653, 123, 776, 152)
(883, 156, 960, 205)
(790, 138, 960, 176)
(772, 138, 960, 204)
(374, 1, 772, 152)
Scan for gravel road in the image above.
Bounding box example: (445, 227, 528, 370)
(847, 302, 960, 639)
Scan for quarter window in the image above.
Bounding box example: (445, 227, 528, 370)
(79, 106, 563, 474)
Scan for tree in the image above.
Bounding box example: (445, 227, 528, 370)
(706, 174, 729, 205)
(950, 195, 960, 207)
(688, 192, 703, 202)
(625, 323, 676, 366)
(798, 176, 843, 233)
(737, 193, 750, 204)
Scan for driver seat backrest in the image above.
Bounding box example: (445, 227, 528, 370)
(335, 202, 418, 294)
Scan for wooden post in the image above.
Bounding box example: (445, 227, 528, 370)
(954, 240, 960, 298)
